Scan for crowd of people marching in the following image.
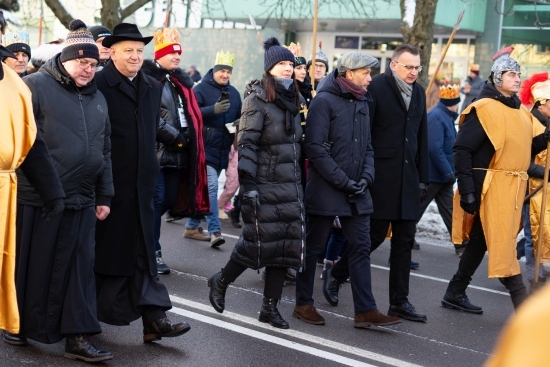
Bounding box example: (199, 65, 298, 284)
(3, 11, 550, 364)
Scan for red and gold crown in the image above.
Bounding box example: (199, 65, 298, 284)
(153, 28, 181, 60)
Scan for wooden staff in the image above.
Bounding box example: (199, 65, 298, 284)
(309, 0, 319, 91)
(525, 183, 543, 204)
(425, 6, 466, 97)
(248, 14, 263, 46)
(534, 140, 550, 284)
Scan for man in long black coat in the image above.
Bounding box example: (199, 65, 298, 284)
(94, 23, 190, 343)
(327, 44, 429, 322)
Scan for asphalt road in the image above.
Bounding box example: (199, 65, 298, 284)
(0, 215, 521, 367)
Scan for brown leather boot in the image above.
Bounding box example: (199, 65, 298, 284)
(354, 310, 401, 328)
(292, 305, 325, 325)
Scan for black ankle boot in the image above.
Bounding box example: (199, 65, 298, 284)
(208, 270, 230, 313)
(64, 334, 113, 362)
(500, 274, 528, 309)
(229, 208, 242, 228)
(259, 297, 289, 329)
(441, 291, 483, 314)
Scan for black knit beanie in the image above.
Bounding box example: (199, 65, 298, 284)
(60, 19, 100, 63)
(88, 25, 112, 41)
(263, 37, 295, 72)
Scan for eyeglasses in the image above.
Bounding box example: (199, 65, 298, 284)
(75, 59, 98, 70)
(395, 62, 422, 72)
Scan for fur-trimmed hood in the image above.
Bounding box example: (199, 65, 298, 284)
(141, 59, 194, 89)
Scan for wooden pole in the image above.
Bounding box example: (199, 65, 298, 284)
(309, 0, 318, 91)
(38, 0, 44, 45)
(534, 139, 550, 284)
(425, 7, 465, 97)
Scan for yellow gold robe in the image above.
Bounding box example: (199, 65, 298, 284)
(529, 148, 550, 263)
(0, 64, 37, 333)
(452, 98, 544, 278)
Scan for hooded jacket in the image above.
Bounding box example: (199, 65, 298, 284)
(194, 68, 241, 171)
(230, 80, 305, 270)
(18, 55, 113, 209)
(427, 102, 458, 183)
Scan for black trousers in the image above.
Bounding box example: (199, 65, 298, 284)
(221, 259, 287, 299)
(332, 219, 416, 305)
(446, 215, 527, 308)
(418, 182, 453, 238)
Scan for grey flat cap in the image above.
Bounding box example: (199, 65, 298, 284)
(337, 52, 379, 73)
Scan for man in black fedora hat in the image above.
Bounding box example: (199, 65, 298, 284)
(94, 23, 191, 343)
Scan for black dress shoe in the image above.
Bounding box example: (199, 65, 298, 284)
(3, 331, 27, 346)
(441, 291, 483, 314)
(64, 334, 113, 362)
(388, 301, 427, 322)
(143, 318, 191, 342)
(323, 267, 341, 306)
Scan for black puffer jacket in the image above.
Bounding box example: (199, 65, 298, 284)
(304, 69, 375, 216)
(231, 80, 305, 270)
(141, 60, 196, 170)
(18, 55, 113, 209)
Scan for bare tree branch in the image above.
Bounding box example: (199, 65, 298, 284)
(44, 0, 73, 29)
(120, 0, 153, 20)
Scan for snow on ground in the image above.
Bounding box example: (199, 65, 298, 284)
(416, 200, 452, 247)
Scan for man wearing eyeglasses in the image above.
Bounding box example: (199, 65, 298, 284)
(325, 44, 430, 323)
(9, 20, 114, 361)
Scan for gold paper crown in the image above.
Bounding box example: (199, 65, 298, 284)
(439, 84, 460, 99)
(215, 51, 235, 67)
(532, 81, 550, 104)
(2, 29, 30, 47)
(283, 42, 303, 57)
(153, 28, 179, 45)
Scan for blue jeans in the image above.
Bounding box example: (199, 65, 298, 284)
(154, 168, 181, 251)
(186, 165, 221, 233)
(522, 203, 543, 282)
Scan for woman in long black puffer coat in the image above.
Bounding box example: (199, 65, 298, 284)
(207, 37, 305, 329)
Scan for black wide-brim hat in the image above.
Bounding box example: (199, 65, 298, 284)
(102, 23, 153, 48)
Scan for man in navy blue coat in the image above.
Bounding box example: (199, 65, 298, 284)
(294, 52, 401, 328)
(418, 85, 460, 254)
(184, 52, 242, 247)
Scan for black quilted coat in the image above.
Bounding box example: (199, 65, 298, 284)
(230, 80, 305, 270)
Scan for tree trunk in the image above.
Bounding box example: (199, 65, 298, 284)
(400, 0, 438, 88)
(101, 0, 120, 31)
(44, 0, 73, 29)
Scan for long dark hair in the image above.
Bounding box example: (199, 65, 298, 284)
(262, 71, 300, 108)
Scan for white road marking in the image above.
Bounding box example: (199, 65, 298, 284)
(169, 295, 423, 367)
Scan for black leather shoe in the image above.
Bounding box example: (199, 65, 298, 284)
(441, 291, 483, 314)
(258, 298, 289, 329)
(410, 261, 420, 270)
(388, 301, 427, 322)
(64, 335, 113, 362)
(3, 331, 27, 346)
(284, 268, 296, 285)
(208, 270, 230, 313)
(323, 267, 341, 306)
(143, 318, 191, 342)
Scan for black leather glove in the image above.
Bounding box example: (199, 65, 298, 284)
(342, 179, 361, 195)
(172, 133, 188, 150)
(42, 198, 65, 222)
(243, 190, 259, 205)
(460, 193, 477, 214)
(355, 178, 368, 195)
(443, 173, 456, 185)
(419, 183, 428, 203)
(214, 100, 230, 114)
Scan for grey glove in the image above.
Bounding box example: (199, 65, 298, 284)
(460, 193, 477, 214)
(342, 179, 361, 195)
(42, 198, 64, 222)
(214, 100, 230, 114)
